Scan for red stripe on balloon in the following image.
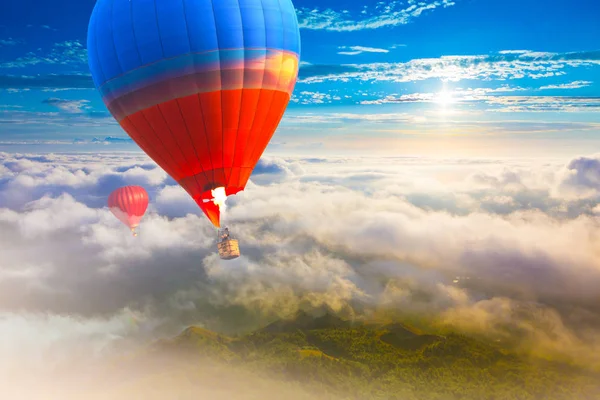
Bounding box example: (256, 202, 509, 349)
(120, 116, 183, 181)
(230, 88, 261, 189)
(106, 67, 295, 122)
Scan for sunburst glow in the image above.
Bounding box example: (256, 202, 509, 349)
(435, 90, 455, 106)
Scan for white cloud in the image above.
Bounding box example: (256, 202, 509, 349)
(40, 87, 94, 92)
(0, 151, 600, 370)
(290, 90, 343, 104)
(42, 97, 90, 113)
(0, 152, 167, 209)
(498, 50, 531, 55)
(40, 25, 58, 31)
(282, 111, 422, 125)
(5, 88, 31, 93)
(4, 193, 99, 238)
(538, 80, 592, 90)
(485, 96, 600, 113)
(0, 38, 22, 47)
(360, 92, 437, 104)
(338, 46, 390, 55)
(154, 185, 200, 218)
(0, 311, 137, 372)
(0, 310, 334, 400)
(300, 51, 600, 84)
(0, 40, 87, 69)
(0, 108, 115, 128)
(359, 85, 600, 113)
(555, 155, 600, 199)
(297, 0, 456, 31)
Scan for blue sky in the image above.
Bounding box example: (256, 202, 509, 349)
(0, 0, 599, 156)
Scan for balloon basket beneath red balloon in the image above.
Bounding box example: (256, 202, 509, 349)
(217, 227, 240, 260)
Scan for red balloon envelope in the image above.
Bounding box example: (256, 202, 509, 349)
(87, 0, 301, 228)
(108, 186, 149, 236)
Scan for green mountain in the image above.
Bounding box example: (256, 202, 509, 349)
(143, 312, 600, 400)
(261, 310, 353, 333)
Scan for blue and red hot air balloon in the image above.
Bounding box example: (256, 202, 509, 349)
(88, 0, 301, 229)
(108, 186, 149, 236)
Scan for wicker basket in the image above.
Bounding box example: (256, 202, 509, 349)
(217, 238, 240, 260)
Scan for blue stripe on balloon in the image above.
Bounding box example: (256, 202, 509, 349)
(131, 0, 164, 66)
(240, 0, 267, 49)
(156, 0, 191, 59)
(89, 0, 300, 86)
(281, 0, 300, 53)
(87, 5, 105, 87)
(94, 0, 123, 80)
(262, 0, 284, 50)
(183, 0, 219, 53)
(112, 0, 142, 73)
(213, 0, 244, 50)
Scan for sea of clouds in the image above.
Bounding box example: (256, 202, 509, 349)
(1, 149, 600, 390)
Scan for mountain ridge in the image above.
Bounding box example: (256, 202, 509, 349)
(132, 312, 600, 400)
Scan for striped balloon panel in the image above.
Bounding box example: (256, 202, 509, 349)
(98, 49, 298, 121)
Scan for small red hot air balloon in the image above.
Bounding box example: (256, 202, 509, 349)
(108, 186, 149, 237)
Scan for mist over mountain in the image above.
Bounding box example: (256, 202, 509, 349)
(2, 152, 600, 399)
(9, 311, 599, 400)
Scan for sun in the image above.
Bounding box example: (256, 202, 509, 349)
(435, 90, 455, 106)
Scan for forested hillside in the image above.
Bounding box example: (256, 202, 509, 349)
(142, 311, 600, 400)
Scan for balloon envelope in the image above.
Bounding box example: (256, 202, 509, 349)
(108, 186, 149, 232)
(88, 0, 301, 227)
